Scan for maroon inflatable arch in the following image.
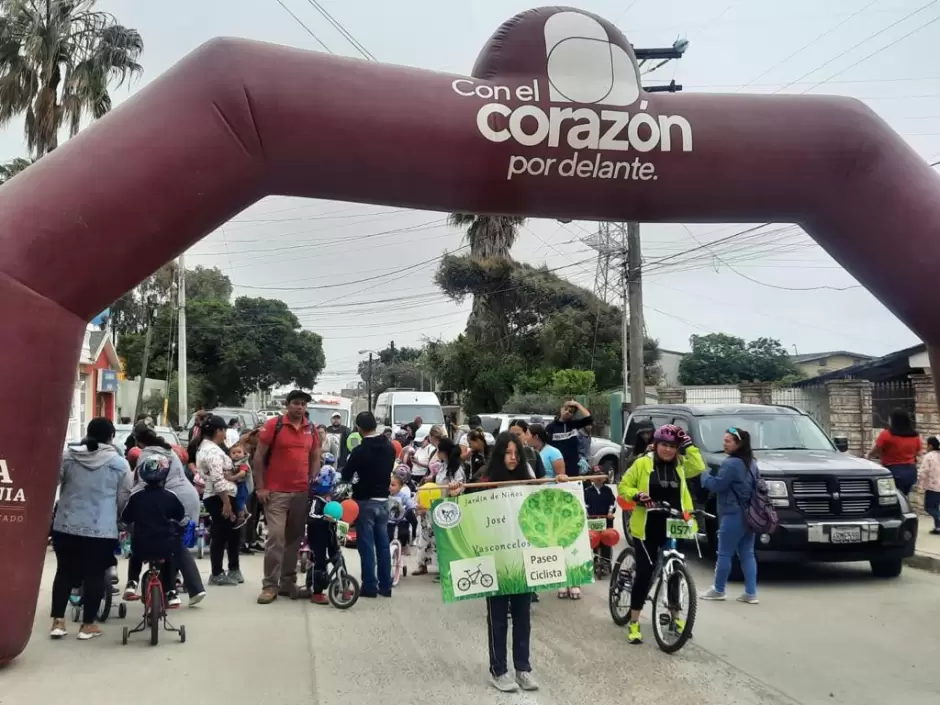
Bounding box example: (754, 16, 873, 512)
(1, 6, 939, 661)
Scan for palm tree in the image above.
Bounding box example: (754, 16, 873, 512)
(0, 0, 143, 157)
(447, 213, 526, 259)
(0, 154, 34, 183)
(447, 213, 526, 348)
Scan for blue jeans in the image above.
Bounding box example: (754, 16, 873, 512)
(925, 490, 940, 530)
(356, 499, 392, 594)
(714, 512, 757, 596)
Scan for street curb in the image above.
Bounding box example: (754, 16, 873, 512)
(905, 553, 940, 573)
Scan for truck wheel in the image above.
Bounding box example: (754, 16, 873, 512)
(870, 558, 903, 578)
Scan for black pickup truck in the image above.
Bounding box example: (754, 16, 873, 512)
(621, 403, 919, 577)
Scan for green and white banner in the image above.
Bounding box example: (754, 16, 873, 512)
(432, 483, 593, 603)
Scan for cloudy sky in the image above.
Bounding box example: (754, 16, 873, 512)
(5, 0, 935, 392)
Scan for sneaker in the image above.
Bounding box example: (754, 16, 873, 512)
(209, 573, 239, 587)
(515, 671, 539, 691)
(627, 620, 643, 644)
(531, 593, 540, 603)
(736, 593, 759, 604)
(379, 589, 392, 598)
(49, 620, 67, 639)
(310, 593, 329, 605)
(167, 591, 182, 609)
(700, 587, 727, 601)
(77, 625, 102, 641)
(123, 581, 139, 600)
(490, 672, 519, 692)
(930, 528, 940, 535)
(228, 568, 245, 584)
(233, 513, 250, 530)
(188, 591, 206, 607)
(672, 617, 686, 635)
(240, 544, 256, 555)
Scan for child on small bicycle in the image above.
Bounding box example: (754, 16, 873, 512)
(584, 475, 616, 574)
(306, 465, 339, 605)
(121, 456, 186, 609)
(225, 444, 252, 530)
(388, 472, 415, 550)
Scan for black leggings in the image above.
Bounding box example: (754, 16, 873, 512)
(630, 520, 667, 612)
(593, 517, 614, 564)
(51, 532, 115, 624)
(204, 495, 241, 576)
(242, 492, 261, 545)
(387, 520, 410, 546)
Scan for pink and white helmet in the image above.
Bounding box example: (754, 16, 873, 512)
(652, 424, 682, 445)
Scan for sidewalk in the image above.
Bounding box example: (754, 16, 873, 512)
(906, 514, 940, 573)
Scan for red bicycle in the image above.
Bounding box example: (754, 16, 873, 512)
(122, 560, 185, 646)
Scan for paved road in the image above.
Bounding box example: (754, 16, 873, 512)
(2, 546, 938, 705)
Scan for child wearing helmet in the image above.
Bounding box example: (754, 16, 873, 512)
(616, 423, 704, 645)
(305, 466, 339, 605)
(120, 456, 186, 605)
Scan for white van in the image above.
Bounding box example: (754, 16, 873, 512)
(306, 396, 353, 428)
(373, 389, 446, 436)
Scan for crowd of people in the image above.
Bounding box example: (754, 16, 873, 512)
(53, 396, 932, 692)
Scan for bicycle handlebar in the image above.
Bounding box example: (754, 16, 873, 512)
(644, 502, 716, 521)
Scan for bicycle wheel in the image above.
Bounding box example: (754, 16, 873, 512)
(480, 574, 494, 588)
(328, 572, 360, 609)
(651, 559, 696, 654)
(149, 581, 162, 646)
(390, 541, 402, 587)
(456, 577, 471, 592)
(98, 585, 112, 622)
(196, 535, 205, 559)
(608, 546, 636, 626)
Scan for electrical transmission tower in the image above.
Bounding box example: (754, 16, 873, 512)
(582, 222, 626, 305)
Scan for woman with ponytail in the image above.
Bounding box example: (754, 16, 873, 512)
(50, 418, 132, 640)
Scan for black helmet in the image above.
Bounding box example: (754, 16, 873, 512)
(138, 455, 171, 485)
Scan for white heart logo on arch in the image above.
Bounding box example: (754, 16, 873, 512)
(450, 10, 693, 182)
(544, 11, 640, 107)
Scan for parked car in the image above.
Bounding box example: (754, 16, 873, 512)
(621, 403, 918, 577)
(64, 425, 181, 451)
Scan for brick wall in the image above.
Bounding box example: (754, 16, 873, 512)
(657, 387, 686, 404)
(739, 382, 773, 405)
(824, 380, 873, 456)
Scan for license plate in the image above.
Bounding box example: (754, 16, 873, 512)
(830, 526, 861, 544)
(587, 518, 608, 532)
(666, 518, 694, 539)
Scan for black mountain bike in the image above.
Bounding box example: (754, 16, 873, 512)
(609, 502, 715, 653)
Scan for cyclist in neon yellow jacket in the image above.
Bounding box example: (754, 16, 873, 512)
(617, 424, 705, 644)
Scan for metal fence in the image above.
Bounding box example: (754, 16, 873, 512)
(772, 385, 831, 433)
(871, 380, 915, 429)
(683, 385, 741, 404)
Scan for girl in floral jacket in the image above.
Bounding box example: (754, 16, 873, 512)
(918, 436, 940, 534)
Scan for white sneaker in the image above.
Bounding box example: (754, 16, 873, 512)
(167, 591, 182, 609)
(490, 673, 519, 692)
(515, 671, 539, 691)
(123, 581, 139, 600)
(49, 621, 67, 639)
(77, 627, 102, 641)
(736, 593, 759, 604)
(699, 587, 727, 601)
(188, 591, 206, 607)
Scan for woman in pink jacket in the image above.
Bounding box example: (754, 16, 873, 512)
(918, 436, 940, 535)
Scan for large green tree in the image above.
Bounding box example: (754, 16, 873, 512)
(0, 0, 143, 157)
(431, 254, 660, 410)
(117, 266, 325, 407)
(0, 154, 32, 183)
(447, 213, 526, 350)
(678, 333, 800, 385)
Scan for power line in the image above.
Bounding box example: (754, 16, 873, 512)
(773, 0, 940, 94)
(273, 0, 333, 53)
(303, 0, 376, 60)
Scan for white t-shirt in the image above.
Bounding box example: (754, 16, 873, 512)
(459, 431, 495, 449)
(411, 444, 438, 477)
(225, 428, 240, 448)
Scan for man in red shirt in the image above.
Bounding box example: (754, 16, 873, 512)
(252, 390, 319, 604)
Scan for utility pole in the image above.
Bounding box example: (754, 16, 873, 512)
(134, 296, 156, 420)
(177, 255, 188, 426)
(627, 221, 645, 406)
(620, 248, 630, 402)
(367, 352, 373, 409)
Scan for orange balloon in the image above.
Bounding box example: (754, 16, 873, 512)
(341, 499, 359, 524)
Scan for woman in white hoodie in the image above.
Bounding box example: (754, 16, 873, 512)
(51, 418, 132, 640)
(123, 423, 206, 607)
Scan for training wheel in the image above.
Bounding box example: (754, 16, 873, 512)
(402, 566, 407, 577)
(118, 602, 127, 619)
(179, 625, 186, 643)
(122, 626, 129, 645)
(71, 604, 81, 622)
